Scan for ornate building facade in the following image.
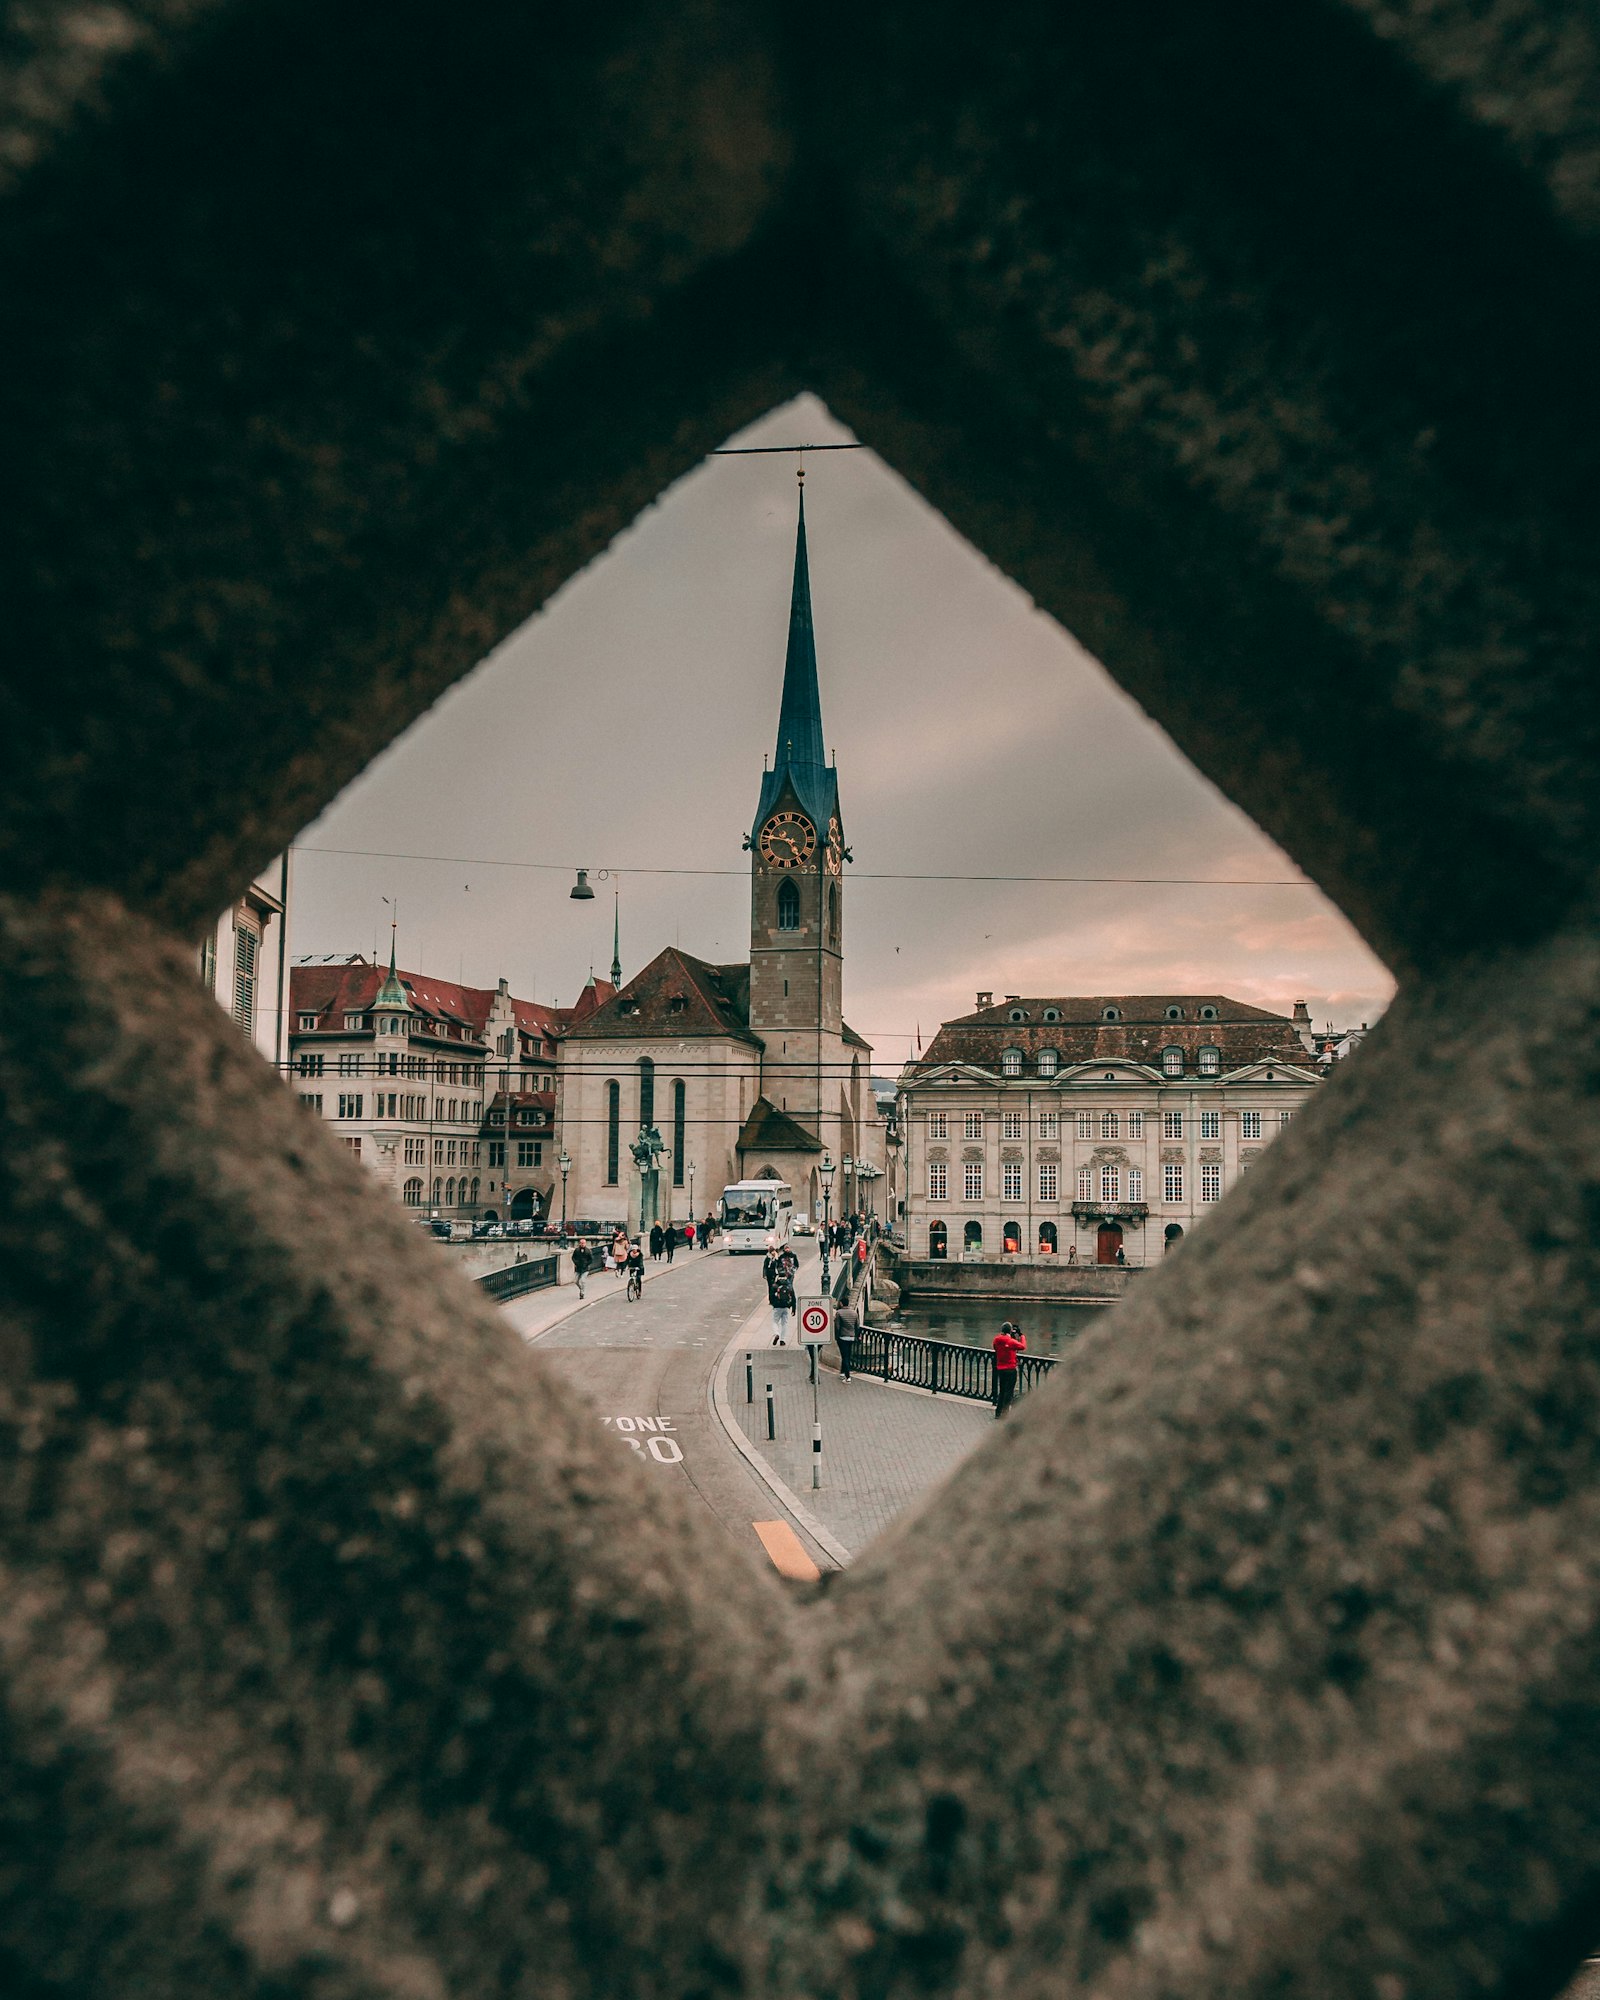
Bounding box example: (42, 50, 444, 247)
(898, 993, 1321, 1265)
(559, 489, 882, 1229)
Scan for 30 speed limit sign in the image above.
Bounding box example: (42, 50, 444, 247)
(798, 1300, 832, 1344)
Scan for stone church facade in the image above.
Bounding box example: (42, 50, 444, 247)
(560, 489, 881, 1230)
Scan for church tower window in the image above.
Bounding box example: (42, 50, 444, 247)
(777, 879, 800, 931)
(827, 882, 840, 947)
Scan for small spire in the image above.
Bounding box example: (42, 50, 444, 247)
(610, 895, 622, 988)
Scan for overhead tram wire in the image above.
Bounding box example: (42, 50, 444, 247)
(290, 844, 1315, 890)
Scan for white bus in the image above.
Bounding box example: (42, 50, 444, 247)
(719, 1179, 793, 1254)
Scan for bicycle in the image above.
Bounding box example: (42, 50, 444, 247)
(626, 1264, 643, 1303)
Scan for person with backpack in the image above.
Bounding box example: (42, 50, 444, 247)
(768, 1259, 796, 1345)
(993, 1320, 1027, 1419)
(571, 1239, 591, 1300)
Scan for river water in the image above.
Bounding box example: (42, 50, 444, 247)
(878, 1294, 1117, 1359)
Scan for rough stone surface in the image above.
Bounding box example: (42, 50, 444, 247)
(5, 6, 1600, 1998)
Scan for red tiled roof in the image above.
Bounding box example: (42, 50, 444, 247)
(291, 962, 598, 1045)
(562, 949, 759, 1044)
(916, 995, 1312, 1075)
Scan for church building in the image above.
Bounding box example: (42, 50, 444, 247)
(558, 488, 880, 1229)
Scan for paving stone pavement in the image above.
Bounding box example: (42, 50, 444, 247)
(727, 1343, 993, 1557)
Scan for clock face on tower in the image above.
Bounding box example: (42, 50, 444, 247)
(825, 814, 844, 875)
(758, 811, 816, 869)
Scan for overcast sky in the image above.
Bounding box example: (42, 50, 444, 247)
(291, 394, 1394, 1063)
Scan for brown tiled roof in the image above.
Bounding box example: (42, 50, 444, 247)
(290, 962, 587, 1048)
(562, 948, 760, 1044)
(736, 1098, 823, 1154)
(916, 995, 1312, 1076)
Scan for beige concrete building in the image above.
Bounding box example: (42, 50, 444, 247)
(559, 489, 883, 1230)
(899, 993, 1321, 1266)
(201, 856, 291, 1067)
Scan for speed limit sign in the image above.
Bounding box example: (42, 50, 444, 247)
(798, 1299, 832, 1346)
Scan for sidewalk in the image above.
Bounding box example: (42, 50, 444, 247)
(721, 1340, 992, 1558)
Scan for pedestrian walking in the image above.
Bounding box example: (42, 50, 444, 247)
(993, 1320, 1026, 1420)
(1065, 1243, 1078, 1266)
(768, 1261, 796, 1345)
(663, 1224, 676, 1264)
(649, 1222, 664, 1261)
(702, 1212, 717, 1247)
(571, 1240, 591, 1299)
(684, 1220, 695, 1248)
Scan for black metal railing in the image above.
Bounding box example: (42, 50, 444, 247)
(847, 1325, 1057, 1404)
(476, 1255, 558, 1301)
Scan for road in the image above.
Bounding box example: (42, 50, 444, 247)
(499, 1240, 838, 1575)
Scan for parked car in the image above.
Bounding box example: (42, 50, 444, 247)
(472, 1221, 505, 1240)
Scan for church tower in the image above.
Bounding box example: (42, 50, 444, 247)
(748, 483, 845, 1139)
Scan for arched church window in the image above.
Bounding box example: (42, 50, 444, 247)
(777, 879, 800, 931)
(827, 883, 840, 946)
(638, 1057, 654, 1130)
(606, 1080, 620, 1185)
(672, 1079, 686, 1186)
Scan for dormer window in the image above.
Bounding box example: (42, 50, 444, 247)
(1199, 1044, 1221, 1075)
(668, 996, 687, 1013)
(1199, 1004, 1219, 1021)
(1001, 1048, 1023, 1077)
(1037, 1049, 1059, 1077)
(1042, 1007, 1061, 1023)
(344, 1013, 363, 1031)
(620, 999, 639, 1016)
(1103, 1007, 1121, 1022)
(297, 1013, 316, 1031)
(1165, 1005, 1183, 1021)
(1162, 1045, 1185, 1077)
(1008, 1007, 1028, 1023)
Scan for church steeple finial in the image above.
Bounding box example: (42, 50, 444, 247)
(610, 895, 622, 988)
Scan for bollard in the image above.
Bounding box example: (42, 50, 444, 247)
(766, 1385, 776, 1442)
(812, 1422, 821, 1489)
(745, 1353, 754, 1404)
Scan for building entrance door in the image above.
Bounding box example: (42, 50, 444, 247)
(1096, 1221, 1123, 1265)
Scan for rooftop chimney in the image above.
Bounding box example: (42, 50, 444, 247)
(976, 990, 993, 1010)
(1291, 999, 1314, 1052)
(1004, 994, 1020, 1003)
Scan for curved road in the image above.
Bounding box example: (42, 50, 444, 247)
(500, 1240, 837, 1574)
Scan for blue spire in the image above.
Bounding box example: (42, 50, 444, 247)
(756, 482, 838, 835)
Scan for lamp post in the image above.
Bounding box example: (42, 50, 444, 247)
(842, 1153, 854, 1231)
(558, 1149, 570, 1239)
(687, 1161, 696, 1236)
(818, 1151, 835, 1291)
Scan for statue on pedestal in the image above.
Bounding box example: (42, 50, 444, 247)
(630, 1126, 665, 1234)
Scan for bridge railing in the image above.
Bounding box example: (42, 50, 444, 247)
(848, 1324, 1057, 1404)
(476, 1255, 559, 1301)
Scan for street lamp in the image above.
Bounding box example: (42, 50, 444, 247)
(558, 1149, 570, 1238)
(842, 1153, 854, 1227)
(687, 1160, 696, 1233)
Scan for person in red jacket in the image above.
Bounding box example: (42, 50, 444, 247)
(993, 1320, 1027, 1420)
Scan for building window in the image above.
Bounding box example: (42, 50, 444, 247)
(963, 1112, 984, 1140)
(1002, 1220, 1022, 1254)
(338, 1053, 360, 1076)
(1200, 1111, 1220, 1140)
(1039, 1161, 1058, 1202)
(344, 1013, 363, 1031)
(1128, 1167, 1143, 1202)
(233, 923, 259, 1038)
(445, 1177, 456, 1207)
(344, 1137, 361, 1156)
(1100, 1110, 1119, 1140)
(1076, 1111, 1094, 1140)
(1102, 1007, 1120, 1022)
(1076, 1165, 1093, 1202)
(928, 1221, 947, 1258)
(1199, 1005, 1218, 1021)
(1164, 1162, 1184, 1203)
(517, 1140, 541, 1167)
(1001, 1048, 1022, 1077)
(928, 1112, 948, 1140)
(827, 883, 840, 946)
(297, 1012, 316, 1031)
(1127, 1111, 1144, 1139)
(433, 1138, 444, 1165)
(673, 1078, 686, 1185)
(1241, 1111, 1263, 1140)
(606, 1080, 620, 1185)
(298, 1093, 322, 1113)
(963, 1220, 983, 1252)
(1037, 1048, 1059, 1076)
(1100, 1164, 1121, 1203)
(200, 933, 218, 992)
(964, 1160, 983, 1201)
(296, 1053, 324, 1077)
(1162, 1046, 1184, 1077)
(1163, 1111, 1184, 1140)
(638, 1057, 655, 1132)
(1038, 1112, 1059, 1140)
(1199, 1044, 1221, 1076)
(777, 879, 800, 931)
(403, 1177, 423, 1205)
(1165, 1005, 1183, 1021)
(1201, 1162, 1223, 1203)
(405, 1137, 426, 1165)
(337, 1094, 363, 1119)
(1001, 1111, 1023, 1140)
(928, 1161, 948, 1201)
(1279, 1109, 1294, 1130)
(1043, 1008, 1060, 1023)
(1003, 1161, 1023, 1201)
(488, 1140, 505, 1167)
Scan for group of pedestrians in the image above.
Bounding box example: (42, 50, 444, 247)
(764, 1237, 801, 1343)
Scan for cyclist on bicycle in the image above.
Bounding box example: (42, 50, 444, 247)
(625, 1237, 645, 1301)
